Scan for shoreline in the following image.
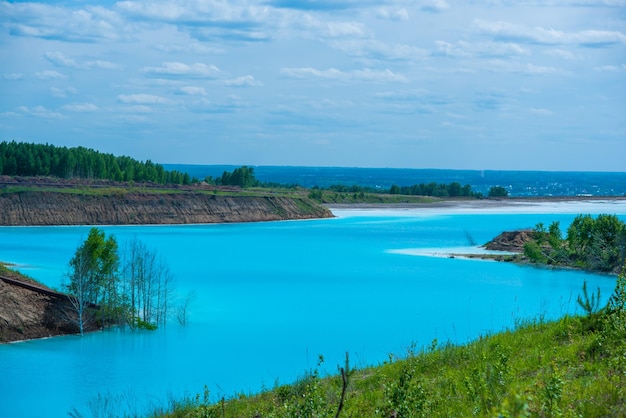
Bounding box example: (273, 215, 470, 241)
(325, 196, 626, 215)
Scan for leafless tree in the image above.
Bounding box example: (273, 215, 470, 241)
(121, 238, 174, 329)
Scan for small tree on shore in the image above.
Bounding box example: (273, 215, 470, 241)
(65, 249, 95, 335)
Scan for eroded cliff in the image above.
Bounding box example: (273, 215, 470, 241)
(0, 190, 333, 225)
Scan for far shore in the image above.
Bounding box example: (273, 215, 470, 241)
(325, 196, 626, 215)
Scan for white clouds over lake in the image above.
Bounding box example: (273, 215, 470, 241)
(1, 0, 624, 170)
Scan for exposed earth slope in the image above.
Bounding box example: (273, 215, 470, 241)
(0, 269, 94, 342)
(0, 187, 333, 226)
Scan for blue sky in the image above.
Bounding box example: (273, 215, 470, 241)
(1, 0, 625, 171)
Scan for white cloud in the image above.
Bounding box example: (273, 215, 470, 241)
(50, 86, 78, 98)
(332, 40, 429, 61)
(543, 49, 580, 60)
(116, 94, 170, 104)
(434, 40, 530, 57)
(180, 86, 207, 95)
(142, 62, 220, 78)
(421, 0, 450, 12)
(45, 52, 119, 70)
(45, 52, 78, 68)
(34, 70, 66, 79)
(594, 64, 626, 71)
(222, 76, 263, 87)
(530, 108, 553, 115)
(16, 105, 63, 118)
(295, 14, 368, 39)
(525, 63, 562, 74)
(474, 19, 626, 46)
(2, 73, 25, 80)
(62, 103, 99, 112)
(375, 8, 410, 21)
(281, 67, 408, 82)
(2, 2, 124, 42)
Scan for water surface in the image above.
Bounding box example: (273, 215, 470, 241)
(1, 203, 625, 417)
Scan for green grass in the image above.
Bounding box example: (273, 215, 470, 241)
(160, 274, 626, 418)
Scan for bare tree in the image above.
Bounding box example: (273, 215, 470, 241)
(65, 249, 96, 335)
(121, 238, 175, 329)
(176, 291, 195, 326)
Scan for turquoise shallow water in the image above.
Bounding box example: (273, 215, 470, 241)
(1, 206, 625, 417)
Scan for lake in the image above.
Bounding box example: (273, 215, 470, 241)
(1, 201, 625, 417)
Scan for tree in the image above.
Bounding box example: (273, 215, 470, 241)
(221, 166, 257, 188)
(121, 238, 174, 329)
(66, 248, 96, 335)
(488, 186, 508, 197)
(65, 228, 120, 332)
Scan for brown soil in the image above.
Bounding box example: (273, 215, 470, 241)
(0, 177, 333, 225)
(484, 230, 533, 252)
(0, 269, 97, 343)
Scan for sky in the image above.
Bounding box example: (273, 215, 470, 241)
(1, 1, 625, 171)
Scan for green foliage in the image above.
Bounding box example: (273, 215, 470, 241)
(524, 214, 626, 273)
(488, 186, 509, 197)
(66, 228, 176, 334)
(0, 140, 193, 184)
(390, 181, 476, 197)
(218, 166, 257, 188)
(577, 280, 601, 317)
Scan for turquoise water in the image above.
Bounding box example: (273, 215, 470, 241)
(1, 206, 624, 417)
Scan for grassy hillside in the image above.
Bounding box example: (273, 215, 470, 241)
(162, 272, 626, 417)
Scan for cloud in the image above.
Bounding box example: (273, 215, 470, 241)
(295, 14, 368, 38)
(45, 52, 120, 70)
(266, 0, 370, 11)
(179, 86, 207, 95)
(116, 94, 171, 104)
(332, 40, 429, 61)
(34, 70, 66, 80)
(543, 48, 581, 60)
(50, 87, 78, 98)
(594, 64, 626, 71)
(2, 2, 123, 42)
(474, 19, 626, 46)
(375, 8, 410, 21)
(482, 60, 564, 74)
(16, 105, 63, 119)
(421, 0, 450, 12)
(2, 73, 25, 80)
(62, 103, 99, 112)
(281, 67, 408, 82)
(142, 62, 220, 78)
(434, 40, 530, 57)
(45, 52, 78, 68)
(222, 75, 263, 87)
(117, 0, 280, 43)
(530, 108, 554, 115)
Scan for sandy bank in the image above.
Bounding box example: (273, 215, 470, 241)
(326, 197, 626, 216)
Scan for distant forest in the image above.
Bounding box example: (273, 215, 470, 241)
(0, 141, 193, 184)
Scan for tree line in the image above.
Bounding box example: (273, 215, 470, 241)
(524, 214, 626, 272)
(204, 165, 259, 188)
(389, 182, 477, 197)
(66, 228, 186, 334)
(0, 141, 193, 184)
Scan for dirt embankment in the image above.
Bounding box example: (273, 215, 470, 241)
(0, 271, 95, 343)
(0, 191, 333, 225)
(484, 230, 533, 252)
